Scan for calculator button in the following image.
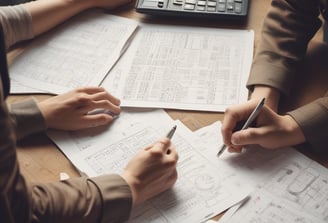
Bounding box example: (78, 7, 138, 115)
(227, 3, 233, 10)
(207, 1, 217, 7)
(196, 5, 205, 10)
(185, 0, 196, 4)
(184, 4, 195, 10)
(218, 3, 226, 11)
(235, 2, 242, 13)
(197, 1, 206, 6)
(218, 0, 226, 3)
(207, 6, 216, 12)
(173, 0, 183, 5)
(235, 0, 242, 2)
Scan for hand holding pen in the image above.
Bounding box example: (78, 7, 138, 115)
(121, 125, 178, 205)
(218, 98, 265, 157)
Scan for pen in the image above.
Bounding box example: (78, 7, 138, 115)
(166, 125, 177, 139)
(217, 97, 265, 157)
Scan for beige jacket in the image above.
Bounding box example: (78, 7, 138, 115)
(248, 0, 328, 153)
(0, 5, 132, 223)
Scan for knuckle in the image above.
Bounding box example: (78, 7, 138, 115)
(75, 87, 88, 93)
(75, 93, 91, 104)
(98, 114, 112, 123)
(149, 149, 163, 158)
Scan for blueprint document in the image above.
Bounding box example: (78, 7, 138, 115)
(47, 109, 251, 223)
(222, 154, 328, 223)
(9, 10, 138, 94)
(102, 23, 254, 112)
(194, 122, 328, 223)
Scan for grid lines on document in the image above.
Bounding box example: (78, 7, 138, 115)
(264, 161, 328, 220)
(122, 30, 246, 105)
(82, 125, 242, 223)
(231, 190, 323, 223)
(9, 12, 133, 91)
(84, 127, 157, 174)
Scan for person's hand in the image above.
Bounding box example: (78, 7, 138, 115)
(221, 99, 306, 153)
(80, 0, 133, 10)
(37, 87, 121, 130)
(250, 85, 280, 112)
(121, 138, 178, 206)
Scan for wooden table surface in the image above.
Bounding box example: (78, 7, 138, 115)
(6, 0, 328, 220)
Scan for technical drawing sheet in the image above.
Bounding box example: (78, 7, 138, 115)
(101, 24, 254, 112)
(47, 109, 251, 223)
(9, 10, 138, 94)
(222, 154, 328, 223)
(194, 122, 328, 223)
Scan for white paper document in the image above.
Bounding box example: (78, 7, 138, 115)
(9, 10, 138, 94)
(47, 109, 251, 223)
(102, 24, 254, 112)
(194, 122, 328, 223)
(224, 154, 328, 223)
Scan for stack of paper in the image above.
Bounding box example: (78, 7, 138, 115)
(48, 109, 251, 222)
(9, 10, 254, 112)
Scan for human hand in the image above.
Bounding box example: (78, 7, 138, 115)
(80, 0, 133, 10)
(121, 138, 178, 206)
(251, 85, 280, 112)
(221, 99, 306, 153)
(38, 87, 121, 130)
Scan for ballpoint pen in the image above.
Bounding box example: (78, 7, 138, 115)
(166, 125, 177, 139)
(217, 97, 265, 157)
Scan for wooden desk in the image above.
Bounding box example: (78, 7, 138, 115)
(6, 0, 328, 220)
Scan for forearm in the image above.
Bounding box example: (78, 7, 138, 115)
(288, 96, 328, 153)
(25, 0, 94, 36)
(30, 175, 132, 223)
(248, 0, 322, 96)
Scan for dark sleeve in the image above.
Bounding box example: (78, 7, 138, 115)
(288, 95, 328, 153)
(30, 175, 132, 223)
(9, 98, 47, 139)
(247, 0, 322, 96)
(0, 5, 34, 49)
(1, 87, 132, 223)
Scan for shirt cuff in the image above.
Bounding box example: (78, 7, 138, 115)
(90, 174, 132, 223)
(9, 97, 46, 139)
(288, 98, 328, 153)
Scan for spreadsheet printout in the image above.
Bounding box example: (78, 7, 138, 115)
(102, 23, 254, 112)
(9, 10, 138, 94)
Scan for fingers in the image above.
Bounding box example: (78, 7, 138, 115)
(222, 99, 267, 153)
(81, 113, 115, 129)
(146, 138, 179, 161)
(71, 87, 121, 115)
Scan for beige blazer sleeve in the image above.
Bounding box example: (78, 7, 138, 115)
(247, 0, 322, 95)
(247, 0, 328, 153)
(0, 5, 34, 49)
(0, 5, 133, 223)
(9, 98, 47, 139)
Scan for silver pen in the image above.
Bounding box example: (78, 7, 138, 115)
(217, 98, 265, 157)
(166, 125, 177, 139)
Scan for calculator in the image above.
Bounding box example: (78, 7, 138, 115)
(135, 0, 249, 20)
